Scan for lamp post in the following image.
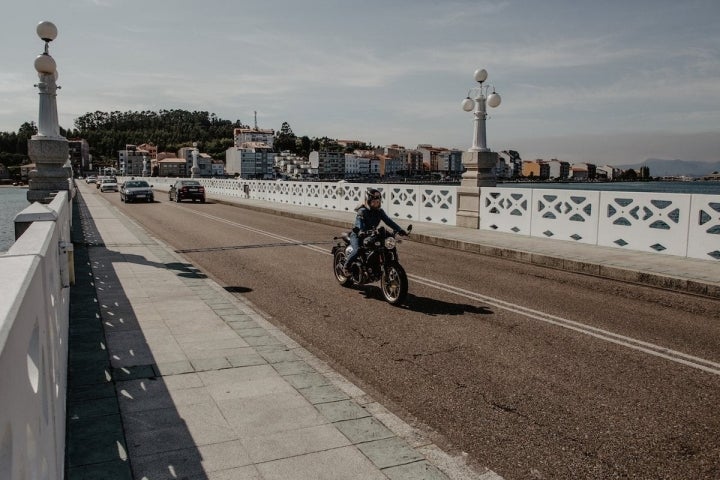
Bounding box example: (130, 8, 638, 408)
(456, 68, 503, 229)
(461, 68, 501, 152)
(142, 155, 148, 177)
(27, 20, 70, 203)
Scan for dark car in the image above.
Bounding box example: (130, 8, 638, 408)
(169, 180, 206, 203)
(120, 180, 154, 203)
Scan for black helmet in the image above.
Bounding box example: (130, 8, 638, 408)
(365, 188, 382, 210)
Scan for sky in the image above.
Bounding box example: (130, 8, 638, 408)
(2, 0, 719, 166)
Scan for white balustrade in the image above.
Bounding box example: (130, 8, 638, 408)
(120, 177, 717, 260)
(479, 186, 717, 259)
(0, 192, 72, 480)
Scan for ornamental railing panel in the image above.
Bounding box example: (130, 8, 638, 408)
(480, 187, 532, 235)
(687, 194, 720, 260)
(530, 189, 601, 244)
(597, 191, 692, 256)
(387, 186, 421, 222)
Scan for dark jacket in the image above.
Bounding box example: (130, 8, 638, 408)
(353, 206, 403, 234)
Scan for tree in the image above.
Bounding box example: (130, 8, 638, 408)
(275, 122, 297, 153)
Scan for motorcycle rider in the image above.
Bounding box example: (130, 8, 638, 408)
(342, 188, 407, 277)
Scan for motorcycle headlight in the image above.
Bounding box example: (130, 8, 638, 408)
(384, 237, 396, 249)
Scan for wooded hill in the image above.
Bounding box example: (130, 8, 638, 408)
(1, 109, 363, 169)
(70, 109, 244, 161)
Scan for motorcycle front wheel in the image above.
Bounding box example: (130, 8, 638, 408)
(381, 263, 408, 305)
(333, 250, 354, 287)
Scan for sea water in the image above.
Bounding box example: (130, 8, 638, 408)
(0, 187, 30, 253)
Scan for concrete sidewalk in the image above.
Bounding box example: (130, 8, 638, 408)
(66, 185, 498, 479)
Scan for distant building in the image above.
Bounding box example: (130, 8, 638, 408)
(137, 143, 158, 159)
(570, 163, 597, 180)
(233, 127, 274, 149)
(68, 139, 90, 173)
(157, 158, 186, 177)
(118, 145, 151, 176)
(178, 147, 214, 177)
(406, 149, 424, 174)
(0, 163, 8, 179)
(545, 159, 571, 180)
(596, 164, 621, 180)
(344, 153, 370, 177)
(309, 151, 345, 179)
(522, 160, 550, 180)
(497, 150, 522, 179)
(437, 149, 464, 175)
(211, 160, 225, 177)
(274, 151, 312, 179)
(225, 144, 274, 179)
(416, 145, 447, 172)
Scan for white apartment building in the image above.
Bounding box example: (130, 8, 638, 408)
(118, 145, 151, 176)
(233, 127, 275, 149)
(596, 164, 622, 180)
(275, 152, 313, 179)
(545, 159, 571, 180)
(225, 144, 275, 179)
(309, 151, 345, 179)
(211, 160, 225, 177)
(345, 153, 371, 176)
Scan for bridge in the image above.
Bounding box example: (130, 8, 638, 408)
(2, 179, 719, 479)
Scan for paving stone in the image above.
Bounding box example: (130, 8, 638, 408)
(191, 356, 232, 371)
(256, 347, 299, 364)
(356, 437, 424, 469)
(333, 417, 395, 444)
(153, 360, 194, 376)
(243, 334, 284, 347)
(255, 445, 386, 480)
(66, 414, 127, 467)
(66, 459, 133, 480)
(272, 360, 317, 376)
(112, 364, 157, 381)
(235, 327, 271, 338)
(315, 399, 371, 423)
(299, 384, 350, 404)
(68, 396, 119, 420)
(284, 372, 331, 389)
(227, 351, 267, 367)
(382, 460, 450, 480)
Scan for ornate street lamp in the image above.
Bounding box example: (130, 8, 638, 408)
(190, 142, 199, 178)
(456, 68, 503, 228)
(34, 21, 61, 138)
(27, 21, 70, 203)
(461, 68, 501, 152)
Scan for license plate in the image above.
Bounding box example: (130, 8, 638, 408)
(188, 187, 198, 191)
(136, 194, 145, 198)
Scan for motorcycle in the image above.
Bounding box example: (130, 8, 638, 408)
(332, 225, 413, 305)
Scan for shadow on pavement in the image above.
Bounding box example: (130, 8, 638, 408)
(66, 193, 209, 480)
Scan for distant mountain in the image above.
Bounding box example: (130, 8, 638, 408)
(616, 159, 720, 177)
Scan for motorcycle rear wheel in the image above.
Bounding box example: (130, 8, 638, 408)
(333, 250, 354, 287)
(381, 264, 408, 305)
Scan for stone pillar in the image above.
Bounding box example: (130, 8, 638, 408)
(456, 150, 497, 229)
(27, 135, 69, 203)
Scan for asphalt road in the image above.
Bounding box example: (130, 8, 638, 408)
(99, 187, 720, 480)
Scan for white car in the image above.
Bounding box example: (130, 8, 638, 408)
(99, 177, 118, 192)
